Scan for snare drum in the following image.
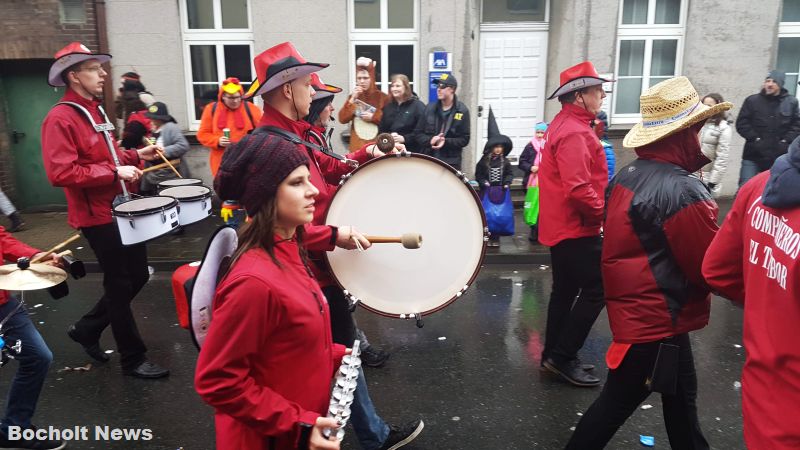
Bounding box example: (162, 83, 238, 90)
(324, 153, 487, 318)
(112, 196, 179, 245)
(159, 185, 212, 226)
(157, 178, 203, 192)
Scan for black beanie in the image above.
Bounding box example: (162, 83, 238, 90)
(214, 133, 309, 215)
(304, 96, 334, 126)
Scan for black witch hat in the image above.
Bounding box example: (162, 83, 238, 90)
(483, 106, 513, 156)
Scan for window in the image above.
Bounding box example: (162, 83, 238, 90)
(780, 1, 800, 97)
(613, 0, 686, 123)
(482, 0, 547, 22)
(59, 0, 86, 24)
(180, 0, 254, 129)
(350, 0, 419, 92)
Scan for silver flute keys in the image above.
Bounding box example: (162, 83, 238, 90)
(325, 340, 362, 441)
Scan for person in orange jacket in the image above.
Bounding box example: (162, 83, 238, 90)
(197, 77, 263, 176)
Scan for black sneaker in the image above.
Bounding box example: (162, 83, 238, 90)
(67, 325, 109, 363)
(378, 419, 424, 450)
(361, 345, 390, 368)
(0, 426, 66, 449)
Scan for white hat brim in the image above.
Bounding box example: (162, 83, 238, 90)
(48, 53, 111, 87)
(547, 76, 614, 100)
(251, 64, 326, 97)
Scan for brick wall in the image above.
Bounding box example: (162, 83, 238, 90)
(0, 0, 100, 199)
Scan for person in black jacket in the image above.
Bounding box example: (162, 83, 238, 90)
(379, 74, 425, 152)
(736, 70, 800, 186)
(476, 107, 513, 247)
(414, 73, 470, 170)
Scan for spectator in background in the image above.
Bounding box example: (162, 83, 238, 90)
(736, 70, 800, 187)
(114, 72, 155, 125)
(519, 122, 547, 242)
(139, 102, 191, 194)
(414, 73, 471, 171)
(475, 107, 513, 247)
(197, 77, 262, 177)
(594, 110, 615, 181)
(0, 188, 25, 232)
(338, 57, 390, 152)
(379, 74, 425, 152)
(698, 93, 732, 197)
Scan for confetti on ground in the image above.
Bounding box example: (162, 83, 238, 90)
(640, 435, 655, 447)
(733, 381, 742, 390)
(577, 412, 583, 416)
(451, 416, 460, 421)
(513, 270, 518, 274)
(34, 304, 43, 308)
(539, 265, 548, 270)
(515, 283, 523, 286)
(734, 344, 742, 348)
(38, 321, 44, 325)
(76, 246, 83, 250)
(716, 417, 721, 421)
(104, 350, 114, 354)
(641, 404, 653, 410)
(438, 336, 447, 341)
(57, 363, 92, 373)
(569, 426, 575, 431)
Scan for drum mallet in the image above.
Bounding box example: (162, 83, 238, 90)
(155, 150, 183, 178)
(374, 133, 395, 153)
(364, 233, 422, 249)
(31, 234, 81, 264)
(142, 159, 181, 174)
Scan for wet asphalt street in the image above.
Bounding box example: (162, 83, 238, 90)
(0, 265, 746, 450)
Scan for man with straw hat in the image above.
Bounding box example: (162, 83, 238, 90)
(539, 61, 613, 387)
(566, 76, 730, 449)
(40, 42, 168, 380)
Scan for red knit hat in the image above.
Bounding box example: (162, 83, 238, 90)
(214, 133, 309, 215)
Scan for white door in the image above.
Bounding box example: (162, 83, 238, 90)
(478, 28, 548, 164)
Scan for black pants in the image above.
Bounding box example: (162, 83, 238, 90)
(543, 236, 605, 364)
(566, 333, 709, 450)
(76, 223, 149, 370)
(321, 285, 357, 347)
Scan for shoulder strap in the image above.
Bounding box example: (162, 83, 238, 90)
(255, 126, 347, 162)
(245, 103, 255, 128)
(211, 101, 217, 115)
(56, 102, 115, 133)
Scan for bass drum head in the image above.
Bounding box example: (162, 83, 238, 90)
(325, 154, 486, 318)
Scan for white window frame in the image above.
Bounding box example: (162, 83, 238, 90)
(779, 6, 800, 98)
(349, 0, 419, 94)
(179, 0, 254, 130)
(612, 0, 687, 125)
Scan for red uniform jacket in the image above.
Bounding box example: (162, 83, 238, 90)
(538, 103, 608, 247)
(0, 227, 40, 306)
(41, 89, 141, 228)
(195, 241, 346, 450)
(703, 171, 800, 449)
(603, 131, 718, 343)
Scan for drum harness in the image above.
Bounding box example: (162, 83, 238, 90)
(254, 126, 359, 169)
(57, 102, 131, 205)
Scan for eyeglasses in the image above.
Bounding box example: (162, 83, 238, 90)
(78, 65, 106, 74)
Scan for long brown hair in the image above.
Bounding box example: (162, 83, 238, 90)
(703, 93, 728, 126)
(229, 196, 311, 272)
(390, 74, 412, 103)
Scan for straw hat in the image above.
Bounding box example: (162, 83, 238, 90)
(623, 76, 732, 148)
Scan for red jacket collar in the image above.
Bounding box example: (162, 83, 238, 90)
(560, 102, 597, 123)
(62, 87, 102, 109)
(258, 103, 311, 136)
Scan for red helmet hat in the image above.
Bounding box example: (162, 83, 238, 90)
(547, 61, 614, 100)
(48, 42, 111, 87)
(244, 42, 327, 99)
(310, 72, 342, 100)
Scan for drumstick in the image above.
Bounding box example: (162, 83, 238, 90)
(155, 150, 183, 178)
(142, 159, 181, 174)
(31, 234, 81, 263)
(364, 233, 422, 249)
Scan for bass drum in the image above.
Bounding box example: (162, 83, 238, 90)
(325, 153, 487, 319)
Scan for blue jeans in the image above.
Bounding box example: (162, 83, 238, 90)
(350, 366, 390, 450)
(0, 297, 53, 434)
(738, 159, 761, 188)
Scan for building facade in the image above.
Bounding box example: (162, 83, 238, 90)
(0, 0, 793, 208)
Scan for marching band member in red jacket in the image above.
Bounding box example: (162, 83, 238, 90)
(703, 136, 800, 449)
(567, 76, 731, 449)
(40, 42, 167, 379)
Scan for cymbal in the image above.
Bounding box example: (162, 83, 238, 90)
(0, 260, 67, 291)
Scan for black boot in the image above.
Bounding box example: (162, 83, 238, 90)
(7, 212, 24, 232)
(528, 225, 538, 243)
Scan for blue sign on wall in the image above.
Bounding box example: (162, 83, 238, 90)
(429, 71, 450, 103)
(432, 51, 449, 70)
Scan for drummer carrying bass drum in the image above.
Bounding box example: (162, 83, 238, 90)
(40, 42, 168, 379)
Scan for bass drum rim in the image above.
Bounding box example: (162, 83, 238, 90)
(323, 152, 488, 319)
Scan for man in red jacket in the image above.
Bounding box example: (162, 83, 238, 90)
(566, 76, 729, 449)
(0, 230, 64, 449)
(703, 137, 800, 449)
(40, 42, 166, 379)
(538, 61, 613, 387)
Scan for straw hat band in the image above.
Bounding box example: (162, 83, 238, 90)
(642, 102, 700, 128)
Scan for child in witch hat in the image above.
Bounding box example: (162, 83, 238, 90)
(475, 107, 514, 247)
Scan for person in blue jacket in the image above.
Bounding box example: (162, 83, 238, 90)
(594, 111, 616, 181)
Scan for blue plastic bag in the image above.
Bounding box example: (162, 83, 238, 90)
(482, 187, 515, 236)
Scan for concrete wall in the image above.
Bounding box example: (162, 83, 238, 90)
(683, 0, 783, 196)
